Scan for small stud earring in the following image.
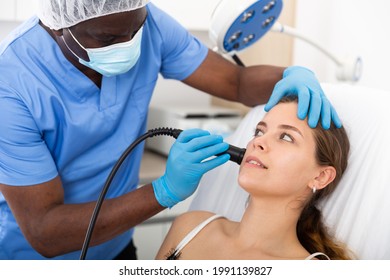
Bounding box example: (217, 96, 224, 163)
(312, 187, 317, 194)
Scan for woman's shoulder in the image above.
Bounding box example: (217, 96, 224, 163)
(168, 211, 223, 245)
(171, 210, 220, 231)
(155, 211, 221, 259)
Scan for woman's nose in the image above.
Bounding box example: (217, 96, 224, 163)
(252, 136, 267, 151)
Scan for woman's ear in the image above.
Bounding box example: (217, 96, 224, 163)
(310, 166, 336, 190)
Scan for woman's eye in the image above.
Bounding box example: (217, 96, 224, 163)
(281, 133, 293, 142)
(254, 128, 264, 137)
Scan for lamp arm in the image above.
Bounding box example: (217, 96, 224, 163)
(271, 22, 362, 82)
(271, 22, 343, 66)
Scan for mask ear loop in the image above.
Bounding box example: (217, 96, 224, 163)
(63, 29, 91, 62)
(67, 28, 88, 51)
(61, 31, 90, 63)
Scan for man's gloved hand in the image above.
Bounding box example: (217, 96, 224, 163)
(152, 129, 230, 208)
(264, 66, 342, 129)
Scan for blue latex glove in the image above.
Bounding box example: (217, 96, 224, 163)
(152, 129, 230, 208)
(264, 66, 342, 129)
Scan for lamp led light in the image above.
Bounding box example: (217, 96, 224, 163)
(209, 0, 283, 54)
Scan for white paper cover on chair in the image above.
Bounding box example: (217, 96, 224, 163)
(189, 83, 390, 259)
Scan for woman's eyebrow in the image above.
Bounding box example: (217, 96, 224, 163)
(279, 124, 304, 138)
(257, 121, 304, 138)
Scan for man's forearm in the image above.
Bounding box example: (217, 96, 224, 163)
(28, 184, 164, 258)
(237, 65, 284, 107)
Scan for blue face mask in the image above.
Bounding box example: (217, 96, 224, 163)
(64, 27, 143, 77)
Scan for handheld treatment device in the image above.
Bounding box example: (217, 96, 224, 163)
(80, 127, 246, 259)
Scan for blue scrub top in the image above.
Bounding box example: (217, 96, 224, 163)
(0, 3, 208, 259)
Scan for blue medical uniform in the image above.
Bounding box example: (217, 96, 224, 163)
(0, 3, 208, 259)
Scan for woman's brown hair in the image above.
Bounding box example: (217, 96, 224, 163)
(280, 96, 353, 259)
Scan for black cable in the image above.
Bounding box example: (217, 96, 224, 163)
(79, 127, 182, 260)
(78, 127, 245, 259)
(231, 54, 245, 67)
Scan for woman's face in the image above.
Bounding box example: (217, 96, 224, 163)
(238, 101, 320, 198)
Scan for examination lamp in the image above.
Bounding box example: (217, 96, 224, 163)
(209, 0, 283, 55)
(209, 0, 362, 82)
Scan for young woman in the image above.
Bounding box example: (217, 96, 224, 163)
(156, 96, 353, 260)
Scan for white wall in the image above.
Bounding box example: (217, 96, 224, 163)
(152, 0, 220, 30)
(149, 30, 213, 108)
(293, 0, 390, 91)
(0, 0, 39, 21)
(0, 21, 20, 40)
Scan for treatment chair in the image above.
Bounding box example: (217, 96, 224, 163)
(189, 83, 390, 260)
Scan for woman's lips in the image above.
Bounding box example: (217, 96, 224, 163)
(245, 156, 268, 169)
